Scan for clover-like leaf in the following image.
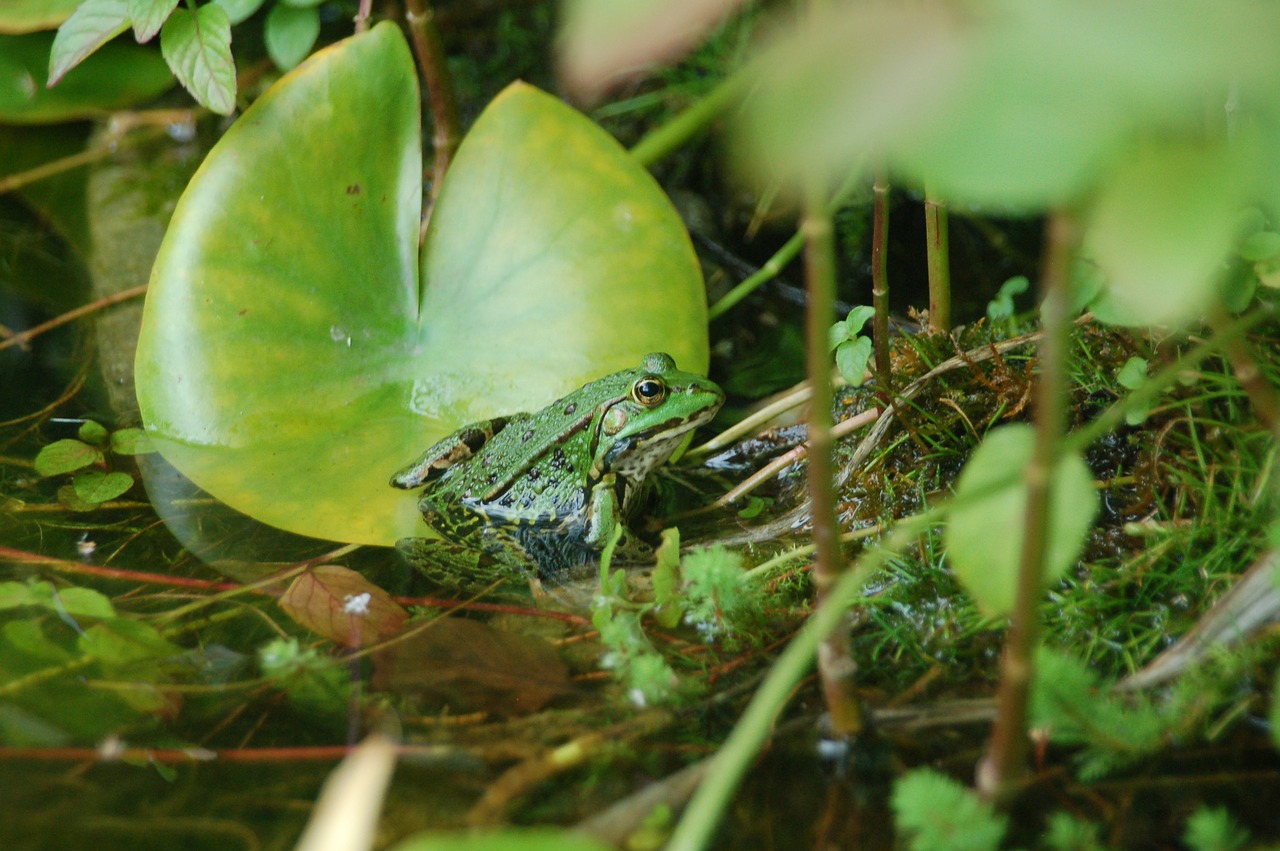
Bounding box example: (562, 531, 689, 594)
(136, 24, 708, 546)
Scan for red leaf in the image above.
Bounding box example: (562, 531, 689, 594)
(279, 565, 407, 647)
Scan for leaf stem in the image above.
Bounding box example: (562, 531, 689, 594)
(403, 0, 461, 224)
(629, 73, 748, 169)
(871, 169, 892, 392)
(978, 210, 1077, 800)
(923, 185, 951, 331)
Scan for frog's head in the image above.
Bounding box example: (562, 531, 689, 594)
(595, 352, 724, 481)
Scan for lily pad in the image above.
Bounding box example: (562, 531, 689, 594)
(136, 22, 708, 546)
(0, 0, 83, 34)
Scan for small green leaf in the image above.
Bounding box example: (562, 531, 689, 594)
(390, 830, 615, 851)
(212, 0, 265, 26)
(128, 0, 178, 42)
(56, 483, 98, 512)
(736, 495, 768, 519)
(3, 619, 74, 662)
(78, 618, 182, 664)
(944, 424, 1099, 617)
(835, 337, 872, 386)
(54, 587, 117, 619)
(279, 0, 326, 9)
(47, 0, 130, 85)
(110, 427, 156, 455)
(891, 769, 1008, 851)
(34, 438, 102, 476)
(1116, 356, 1148, 390)
(0, 580, 52, 610)
(264, 3, 318, 71)
(72, 469, 134, 504)
(1183, 806, 1250, 851)
(986, 275, 1029, 322)
(160, 4, 235, 115)
(1239, 230, 1280, 262)
(844, 304, 875, 334)
(77, 420, 108, 445)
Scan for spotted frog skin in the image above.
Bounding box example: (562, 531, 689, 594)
(391, 353, 724, 590)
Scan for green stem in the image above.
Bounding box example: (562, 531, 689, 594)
(666, 507, 942, 851)
(979, 211, 1076, 800)
(923, 186, 951, 331)
(629, 73, 749, 169)
(871, 170, 892, 391)
(801, 178, 860, 736)
(708, 171, 864, 320)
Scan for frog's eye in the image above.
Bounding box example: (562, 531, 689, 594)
(632, 376, 667, 407)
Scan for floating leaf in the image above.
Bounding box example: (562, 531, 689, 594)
(72, 469, 134, 503)
(34, 438, 101, 476)
(944, 424, 1099, 617)
(136, 24, 708, 546)
(128, 0, 179, 42)
(159, 3, 235, 115)
(47, 0, 130, 85)
(279, 565, 408, 648)
(1, 31, 172, 123)
(264, 3, 318, 71)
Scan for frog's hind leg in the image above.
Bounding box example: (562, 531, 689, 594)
(390, 415, 525, 489)
(394, 537, 490, 590)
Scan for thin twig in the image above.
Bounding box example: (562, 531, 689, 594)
(0, 285, 147, 353)
(403, 0, 460, 229)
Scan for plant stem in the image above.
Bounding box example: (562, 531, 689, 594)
(1210, 306, 1280, 438)
(978, 211, 1077, 800)
(666, 506, 942, 851)
(801, 179, 861, 737)
(708, 170, 864, 320)
(923, 186, 951, 331)
(629, 73, 748, 169)
(871, 169, 892, 392)
(354, 0, 372, 32)
(403, 0, 460, 223)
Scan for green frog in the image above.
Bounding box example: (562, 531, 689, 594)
(390, 352, 724, 592)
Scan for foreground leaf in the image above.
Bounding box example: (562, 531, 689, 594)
(944, 424, 1098, 617)
(159, 4, 235, 115)
(128, 0, 180, 42)
(264, 3, 318, 71)
(136, 24, 708, 546)
(47, 0, 130, 85)
(0, 0, 83, 34)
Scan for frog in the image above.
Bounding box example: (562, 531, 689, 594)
(390, 352, 724, 593)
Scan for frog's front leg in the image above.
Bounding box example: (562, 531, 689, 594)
(584, 474, 652, 561)
(390, 416, 518, 489)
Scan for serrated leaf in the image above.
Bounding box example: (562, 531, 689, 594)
(34, 438, 102, 476)
(212, 0, 265, 25)
(47, 0, 130, 86)
(944, 424, 1099, 617)
(264, 3, 318, 71)
(279, 565, 408, 647)
(78, 617, 182, 664)
(128, 0, 179, 42)
(110, 427, 156, 455)
(77, 420, 108, 445)
(72, 469, 134, 503)
(160, 4, 235, 115)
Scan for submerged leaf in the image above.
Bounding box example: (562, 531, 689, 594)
(72, 469, 134, 503)
(34, 438, 101, 476)
(79, 618, 182, 664)
(279, 565, 408, 647)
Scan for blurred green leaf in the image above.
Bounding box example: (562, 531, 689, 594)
(128, 0, 179, 42)
(72, 469, 134, 503)
(1, 31, 172, 123)
(1084, 140, 1245, 328)
(651, 528, 683, 628)
(160, 3, 235, 115)
(52, 587, 117, 619)
(136, 25, 709, 546)
(390, 831, 613, 851)
(264, 3, 318, 71)
(47, 0, 130, 85)
(891, 769, 1007, 851)
(77, 420, 108, 445)
(0, 0, 84, 34)
(1240, 231, 1280, 262)
(78, 618, 182, 665)
(986, 275, 1029, 322)
(212, 0, 265, 26)
(944, 424, 1098, 617)
(34, 438, 101, 476)
(110, 427, 156, 455)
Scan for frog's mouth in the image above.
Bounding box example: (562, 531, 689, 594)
(604, 404, 720, 479)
